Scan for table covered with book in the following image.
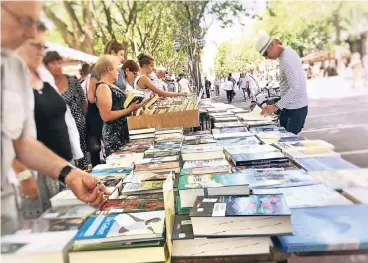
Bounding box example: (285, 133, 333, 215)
(2, 98, 368, 263)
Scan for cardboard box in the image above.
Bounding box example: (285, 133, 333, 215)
(128, 109, 199, 129)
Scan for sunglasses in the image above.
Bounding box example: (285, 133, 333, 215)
(263, 49, 269, 58)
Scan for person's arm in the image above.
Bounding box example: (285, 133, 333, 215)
(275, 58, 300, 110)
(12, 159, 40, 200)
(13, 137, 109, 207)
(139, 76, 186, 97)
(96, 83, 141, 122)
(88, 75, 98, 104)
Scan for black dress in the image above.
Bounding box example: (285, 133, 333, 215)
(61, 76, 88, 170)
(22, 82, 72, 219)
(95, 82, 130, 157)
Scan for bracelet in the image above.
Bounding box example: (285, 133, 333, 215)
(18, 170, 33, 181)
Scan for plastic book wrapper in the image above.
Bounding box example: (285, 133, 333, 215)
(163, 172, 175, 262)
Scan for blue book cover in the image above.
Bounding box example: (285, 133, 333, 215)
(274, 205, 368, 252)
(74, 211, 165, 243)
(295, 157, 359, 172)
(90, 167, 133, 177)
(190, 195, 291, 217)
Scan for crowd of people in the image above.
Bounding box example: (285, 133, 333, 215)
(1, 1, 196, 235)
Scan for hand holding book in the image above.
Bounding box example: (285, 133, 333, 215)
(128, 101, 143, 113)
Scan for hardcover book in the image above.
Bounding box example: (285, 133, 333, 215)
(178, 173, 250, 207)
(74, 211, 165, 245)
(124, 90, 145, 109)
(189, 195, 292, 237)
(274, 205, 368, 252)
(96, 198, 165, 215)
(230, 152, 288, 166)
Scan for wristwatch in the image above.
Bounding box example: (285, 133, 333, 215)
(58, 164, 75, 185)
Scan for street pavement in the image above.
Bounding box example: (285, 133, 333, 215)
(211, 76, 368, 168)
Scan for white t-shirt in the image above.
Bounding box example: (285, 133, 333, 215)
(245, 75, 257, 94)
(178, 78, 190, 93)
(224, 80, 234, 91)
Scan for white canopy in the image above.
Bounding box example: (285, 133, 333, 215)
(46, 41, 98, 64)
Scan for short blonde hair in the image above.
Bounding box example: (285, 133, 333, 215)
(93, 55, 116, 79)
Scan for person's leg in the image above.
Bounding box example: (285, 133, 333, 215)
(247, 88, 251, 99)
(284, 107, 308, 134)
(226, 90, 231, 103)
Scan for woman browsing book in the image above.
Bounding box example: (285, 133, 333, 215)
(94, 55, 143, 157)
(122, 60, 140, 92)
(135, 53, 187, 98)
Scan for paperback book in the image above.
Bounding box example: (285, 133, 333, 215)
(229, 152, 288, 167)
(42, 205, 96, 220)
(124, 171, 173, 183)
(180, 166, 230, 176)
(122, 181, 165, 195)
(134, 161, 180, 173)
(96, 198, 165, 215)
(215, 136, 260, 146)
(294, 156, 359, 172)
(182, 158, 229, 169)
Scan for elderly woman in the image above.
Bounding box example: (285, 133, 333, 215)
(43, 51, 88, 170)
(13, 23, 82, 218)
(94, 55, 142, 156)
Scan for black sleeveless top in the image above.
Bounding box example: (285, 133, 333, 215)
(33, 82, 72, 161)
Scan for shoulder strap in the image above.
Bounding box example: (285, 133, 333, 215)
(94, 81, 111, 101)
(134, 75, 146, 90)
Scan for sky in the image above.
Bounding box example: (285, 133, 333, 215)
(202, 0, 267, 78)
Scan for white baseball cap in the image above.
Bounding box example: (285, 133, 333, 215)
(256, 35, 274, 56)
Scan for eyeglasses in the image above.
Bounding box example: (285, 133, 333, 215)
(133, 72, 139, 77)
(263, 49, 269, 58)
(29, 43, 47, 50)
(2, 4, 41, 29)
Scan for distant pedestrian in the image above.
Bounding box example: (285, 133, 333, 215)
(214, 77, 221, 96)
(350, 52, 363, 88)
(224, 76, 234, 103)
(204, 77, 211, 98)
(362, 54, 368, 87)
(238, 73, 247, 100)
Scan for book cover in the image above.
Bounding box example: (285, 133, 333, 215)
(135, 161, 179, 172)
(43, 218, 86, 232)
(212, 127, 248, 134)
(129, 128, 155, 135)
(231, 152, 288, 166)
(273, 140, 335, 152)
(184, 134, 214, 141)
(182, 151, 225, 161)
(122, 181, 164, 193)
(96, 198, 165, 215)
(274, 205, 368, 252)
(253, 184, 353, 208)
(90, 167, 133, 177)
(178, 173, 250, 190)
(176, 196, 191, 215)
(190, 195, 291, 217)
(155, 127, 183, 135)
(294, 157, 359, 172)
(180, 166, 230, 176)
(153, 141, 182, 150)
(181, 145, 223, 154)
(124, 90, 145, 109)
(135, 155, 179, 165)
(286, 148, 340, 159)
(213, 132, 253, 140)
(214, 122, 244, 128)
(241, 169, 319, 189)
(183, 138, 216, 145)
(144, 149, 180, 158)
(124, 171, 173, 183)
(224, 144, 279, 155)
(42, 205, 96, 220)
(216, 136, 261, 146)
(249, 126, 286, 133)
(130, 133, 156, 140)
(183, 158, 229, 169)
(311, 169, 368, 189)
(119, 139, 154, 151)
(185, 130, 211, 136)
(172, 215, 194, 240)
(74, 211, 165, 243)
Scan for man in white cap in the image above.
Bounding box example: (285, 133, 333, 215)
(152, 67, 168, 91)
(255, 35, 308, 134)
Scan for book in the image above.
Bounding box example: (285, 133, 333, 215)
(213, 132, 253, 140)
(236, 105, 273, 121)
(180, 166, 230, 176)
(69, 243, 166, 263)
(73, 211, 165, 246)
(129, 133, 156, 140)
(124, 171, 173, 183)
(213, 116, 239, 122)
(155, 127, 183, 135)
(273, 140, 335, 152)
(214, 122, 244, 128)
(243, 120, 275, 127)
(99, 176, 124, 198)
(181, 145, 223, 154)
(253, 184, 353, 208)
(144, 149, 180, 158)
(38, 218, 86, 232)
(178, 173, 250, 208)
(105, 153, 144, 166)
(155, 133, 183, 142)
(285, 148, 340, 159)
(181, 151, 225, 161)
(224, 144, 279, 156)
(134, 161, 180, 173)
(212, 127, 248, 134)
(124, 90, 145, 108)
(42, 205, 96, 220)
(310, 169, 368, 189)
(190, 195, 292, 237)
(249, 125, 286, 133)
(1, 231, 77, 263)
(182, 158, 229, 169)
(129, 128, 155, 135)
(50, 190, 84, 208)
(183, 138, 216, 145)
(122, 181, 164, 195)
(216, 136, 261, 146)
(119, 139, 154, 152)
(274, 205, 368, 252)
(185, 130, 211, 136)
(96, 198, 165, 215)
(184, 134, 213, 141)
(342, 187, 368, 204)
(135, 155, 179, 165)
(229, 152, 288, 167)
(239, 169, 319, 189)
(90, 166, 133, 179)
(153, 141, 182, 150)
(176, 196, 191, 215)
(172, 215, 270, 258)
(294, 156, 359, 171)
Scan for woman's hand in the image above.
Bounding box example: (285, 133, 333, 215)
(128, 101, 143, 112)
(20, 176, 40, 200)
